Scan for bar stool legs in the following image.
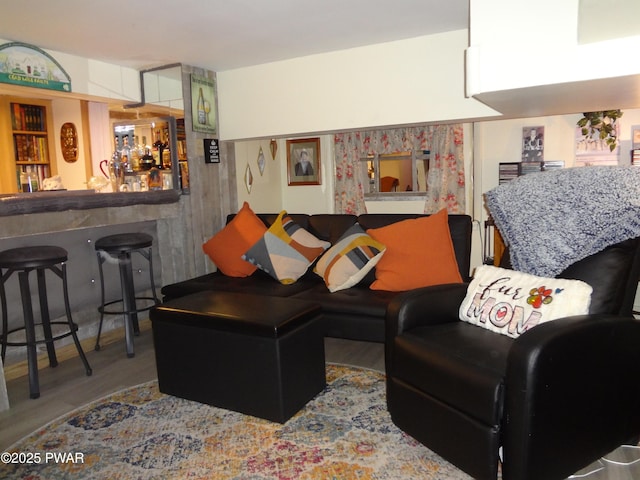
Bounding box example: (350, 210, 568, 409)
(94, 233, 159, 358)
(19, 270, 41, 398)
(0, 246, 92, 399)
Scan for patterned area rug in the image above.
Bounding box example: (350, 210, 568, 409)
(1, 364, 471, 479)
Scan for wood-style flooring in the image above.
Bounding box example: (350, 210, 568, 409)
(0, 329, 638, 479)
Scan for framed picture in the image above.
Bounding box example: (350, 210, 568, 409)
(521, 126, 544, 162)
(287, 138, 321, 186)
(632, 125, 640, 149)
(190, 74, 217, 134)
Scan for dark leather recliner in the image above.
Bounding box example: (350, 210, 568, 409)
(385, 237, 640, 480)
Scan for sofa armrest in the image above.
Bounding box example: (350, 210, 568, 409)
(503, 314, 640, 480)
(385, 283, 469, 338)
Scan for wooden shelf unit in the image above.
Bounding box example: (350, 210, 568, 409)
(0, 96, 57, 193)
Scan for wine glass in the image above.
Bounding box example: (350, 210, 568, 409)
(204, 101, 211, 125)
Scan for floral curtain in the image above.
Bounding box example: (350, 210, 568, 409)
(423, 125, 465, 213)
(333, 124, 465, 215)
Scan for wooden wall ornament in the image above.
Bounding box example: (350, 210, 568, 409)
(269, 139, 277, 160)
(60, 122, 78, 163)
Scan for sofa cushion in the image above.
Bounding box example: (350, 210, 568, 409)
(314, 223, 386, 292)
(294, 282, 400, 317)
(307, 214, 359, 244)
(243, 211, 330, 284)
(557, 237, 640, 315)
(358, 213, 473, 282)
(366, 209, 463, 291)
(202, 202, 267, 277)
(161, 270, 323, 302)
(459, 265, 593, 338)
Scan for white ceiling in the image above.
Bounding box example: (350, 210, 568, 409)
(0, 0, 468, 71)
(3, 1, 639, 120)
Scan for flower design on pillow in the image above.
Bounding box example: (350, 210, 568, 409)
(527, 286, 554, 309)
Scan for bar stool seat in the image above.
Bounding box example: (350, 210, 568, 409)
(0, 245, 92, 399)
(95, 233, 159, 358)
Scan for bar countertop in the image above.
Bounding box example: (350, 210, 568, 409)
(0, 190, 181, 217)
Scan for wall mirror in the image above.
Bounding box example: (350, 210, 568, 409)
(110, 65, 187, 193)
(362, 151, 430, 195)
(112, 116, 181, 192)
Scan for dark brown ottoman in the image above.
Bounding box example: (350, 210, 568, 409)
(150, 291, 325, 423)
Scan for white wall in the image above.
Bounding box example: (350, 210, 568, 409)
(472, 108, 640, 225)
(0, 38, 141, 103)
(235, 139, 284, 212)
(51, 98, 89, 190)
(217, 30, 499, 141)
(234, 136, 335, 214)
(466, 0, 640, 95)
(87, 102, 112, 180)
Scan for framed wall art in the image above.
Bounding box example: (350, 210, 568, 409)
(287, 138, 321, 186)
(632, 125, 640, 149)
(521, 126, 544, 162)
(190, 74, 217, 134)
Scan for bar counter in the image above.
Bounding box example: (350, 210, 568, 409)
(0, 189, 189, 368)
(0, 189, 180, 217)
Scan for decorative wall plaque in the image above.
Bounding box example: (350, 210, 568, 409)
(257, 147, 266, 175)
(0, 42, 71, 92)
(60, 122, 78, 163)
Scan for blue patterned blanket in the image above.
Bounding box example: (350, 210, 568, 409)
(485, 166, 640, 277)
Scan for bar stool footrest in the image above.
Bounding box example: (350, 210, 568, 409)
(98, 297, 159, 316)
(1, 321, 80, 347)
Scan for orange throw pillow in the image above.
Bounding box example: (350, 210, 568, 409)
(202, 202, 267, 277)
(366, 209, 463, 291)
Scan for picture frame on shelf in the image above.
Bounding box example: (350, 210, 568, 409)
(287, 138, 321, 186)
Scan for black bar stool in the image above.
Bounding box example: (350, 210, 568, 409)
(0, 246, 92, 399)
(94, 233, 160, 358)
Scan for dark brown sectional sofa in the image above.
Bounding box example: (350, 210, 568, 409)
(160, 212, 473, 342)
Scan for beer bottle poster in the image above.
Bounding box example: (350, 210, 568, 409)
(190, 74, 217, 135)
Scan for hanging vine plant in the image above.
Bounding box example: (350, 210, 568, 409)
(577, 109, 623, 152)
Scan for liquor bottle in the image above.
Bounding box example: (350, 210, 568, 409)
(25, 166, 39, 192)
(20, 169, 29, 192)
(130, 143, 141, 171)
(197, 87, 206, 125)
(148, 166, 163, 191)
(121, 136, 133, 174)
(153, 130, 165, 170)
(139, 147, 155, 171)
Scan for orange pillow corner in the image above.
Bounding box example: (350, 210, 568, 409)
(366, 208, 462, 291)
(202, 202, 267, 277)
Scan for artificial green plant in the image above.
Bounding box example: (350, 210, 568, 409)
(577, 110, 623, 152)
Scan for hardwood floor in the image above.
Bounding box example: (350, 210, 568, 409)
(0, 328, 385, 451)
(0, 328, 638, 479)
